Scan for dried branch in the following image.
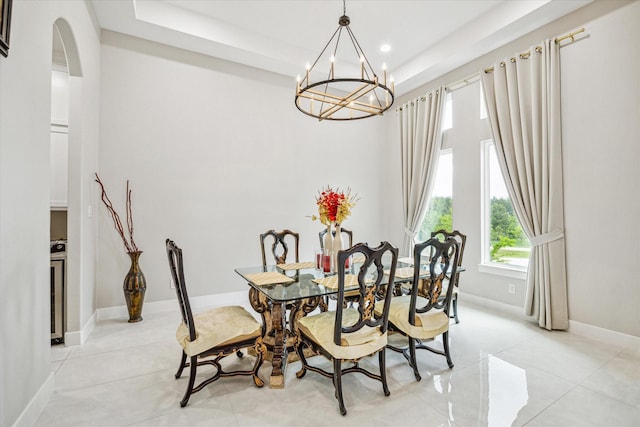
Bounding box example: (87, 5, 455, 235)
(95, 173, 138, 253)
(126, 180, 138, 252)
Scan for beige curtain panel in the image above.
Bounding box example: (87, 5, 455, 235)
(397, 87, 446, 256)
(481, 40, 568, 330)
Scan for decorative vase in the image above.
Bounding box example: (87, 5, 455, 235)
(332, 223, 343, 272)
(123, 250, 146, 323)
(323, 224, 334, 273)
(324, 224, 333, 251)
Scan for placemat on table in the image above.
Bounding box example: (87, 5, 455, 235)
(243, 271, 295, 286)
(312, 274, 370, 290)
(385, 267, 415, 279)
(276, 262, 316, 271)
(398, 257, 414, 265)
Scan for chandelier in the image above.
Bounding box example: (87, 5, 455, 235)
(295, 0, 394, 121)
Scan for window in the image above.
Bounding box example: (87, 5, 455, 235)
(442, 92, 453, 130)
(482, 141, 529, 270)
(418, 149, 452, 242)
(479, 83, 487, 120)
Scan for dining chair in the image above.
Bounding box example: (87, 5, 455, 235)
(380, 236, 460, 381)
(257, 229, 300, 350)
(295, 241, 398, 415)
(166, 239, 266, 407)
(260, 229, 299, 266)
(431, 229, 466, 323)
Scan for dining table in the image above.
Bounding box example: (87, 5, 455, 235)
(235, 256, 461, 388)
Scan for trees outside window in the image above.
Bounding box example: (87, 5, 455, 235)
(418, 150, 452, 241)
(483, 141, 529, 268)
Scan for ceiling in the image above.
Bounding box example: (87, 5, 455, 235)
(90, 0, 591, 96)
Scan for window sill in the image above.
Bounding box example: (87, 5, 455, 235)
(478, 263, 527, 280)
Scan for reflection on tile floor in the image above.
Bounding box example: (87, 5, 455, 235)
(37, 302, 640, 426)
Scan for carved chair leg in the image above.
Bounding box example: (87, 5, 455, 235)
(443, 331, 454, 368)
(295, 336, 308, 379)
(333, 359, 347, 416)
(252, 339, 266, 388)
(379, 349, 390, 396)
(409, 337, 421, 381)
(175, 351, 187, 379)
(180, 356, 198, 407)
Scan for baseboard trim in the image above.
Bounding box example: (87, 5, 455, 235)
(95, 291, 248, 321)
(64, 311, 96, 347)
(11, 372, 54, 427)
(569, 319, 640, 348)
(461, 293, 640, 348)
(460, 293, 529, 319)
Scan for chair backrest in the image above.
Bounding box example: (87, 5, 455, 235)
(430, 229, 466, 267)
(409, 237, 460, 323)
(318, 227, 353, 250)
(259, 229, 300, 266)
(430, 229, 466, 287)
(334, 241, 398, 346)
(166, 239, 196, 342)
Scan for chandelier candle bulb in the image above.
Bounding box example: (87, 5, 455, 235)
(383, 63, 387, 86)
(360, 55, 365, 79)
(330, 55, 335, 79)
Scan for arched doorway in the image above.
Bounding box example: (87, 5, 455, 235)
(51, 19, 89, 346)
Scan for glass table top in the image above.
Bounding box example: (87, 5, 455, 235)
(235, 265, 334, 302)
(234, 259, 449, 302)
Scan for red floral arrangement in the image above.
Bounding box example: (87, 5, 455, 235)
(312, 186, 357, 226)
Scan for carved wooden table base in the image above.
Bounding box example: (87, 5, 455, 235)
(248, 288, 320, 388)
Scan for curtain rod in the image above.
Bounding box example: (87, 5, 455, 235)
(444, 27, 585, 92)
(483, 27, 585, 74)
(397, 27, 586, 109)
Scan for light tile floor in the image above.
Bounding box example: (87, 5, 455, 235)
(38, 302, 640, 426)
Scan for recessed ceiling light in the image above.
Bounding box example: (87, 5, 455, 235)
(380, 44, 391, 53)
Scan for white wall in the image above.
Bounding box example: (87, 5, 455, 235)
(0, 1, 100, 426)
(560, 1, 640, 336)
(393, 0, 640, 337)
(97, 31, 393, 309)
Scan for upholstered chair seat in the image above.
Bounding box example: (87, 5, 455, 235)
(296, 308, 387, 360)
(176, 306, 262, 357)
(375, 296, 449, 340)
